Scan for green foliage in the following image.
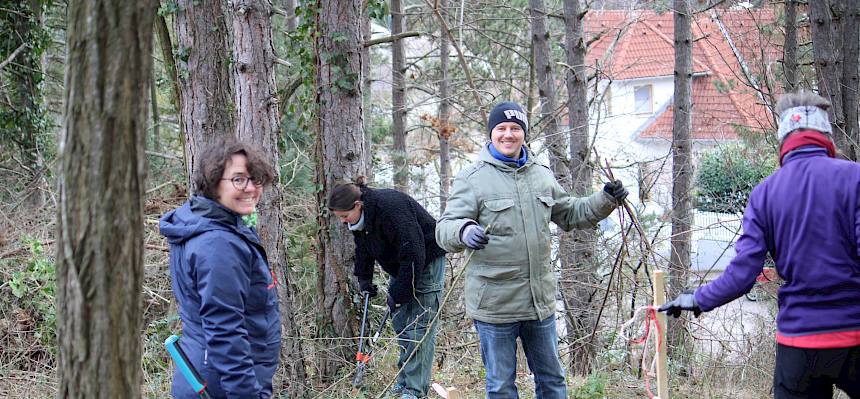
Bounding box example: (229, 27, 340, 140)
(644, 0, 672, 14)
(0, 0, 54, 187)
(141, 314, 179, 375)
(283, 4, 318, 132)
(242, 210, 258, 227)
(8, 236, 56, 348)
(367, 0, 389, 22)
(570, 372, 608, 399)
(695, 144, 777, 213)
(158, 0, 179, 17)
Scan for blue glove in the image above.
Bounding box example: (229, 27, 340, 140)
(658, 289, 702, 318)
(461, 223, 489, 250)
(603, 180, 629, 203)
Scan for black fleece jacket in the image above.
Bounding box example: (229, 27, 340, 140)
(352, 186, 446, 305)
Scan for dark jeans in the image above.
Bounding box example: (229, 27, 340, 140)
(390, 256, 445, 398)
(473, 315, 567, 399)
(774, 343, 860, 398)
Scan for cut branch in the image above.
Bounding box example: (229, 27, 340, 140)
(363, 31, 420, 47)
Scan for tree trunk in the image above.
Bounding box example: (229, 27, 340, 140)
(528, 0, 566, 185)
(155, 13, 182, 111)
(810, 0, 860, 161)
(391, 0, 408, 191)
(361, 0, 373, 180)
(230, 0, 308, 395)
(314, 0, 368, 380)
(669, 0, 694, 361)
(437, 0, 452, 211)
(840, 1, 860, 162)
(151, 68, 161, 152)
(284, 0, 298, 31)
(561, 0, 598, 375)
(57, 1, 156, 397)
(175, 0, 236, 191)
(783, 0, 798, 91)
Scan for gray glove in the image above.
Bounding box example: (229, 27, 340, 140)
(658, 289, 702, 318)
(461, 223, 489, 250)
(603, 180, 629, 203)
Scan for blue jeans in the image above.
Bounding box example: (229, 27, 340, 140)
(474, 316, 567, 399)
(390, 256, 445, 398)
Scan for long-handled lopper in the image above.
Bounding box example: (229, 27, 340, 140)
(165, 335, 212, 399)
(352, 291, 391, 389)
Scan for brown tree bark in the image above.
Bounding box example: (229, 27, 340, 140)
(842, 2, 860, 161)
(230, 0, 308, 395)
(783, 0, 798, 91)
(284, 0, 298, 31)
(314, 0, 368, 380)
(561, 0, 598, 375)
(810, 0, 860, 161)
(155, 13, 181, 111)
(391, 0, 408, 192)
(669, 0, 694, 361)
(361, 0, 373, 178)
(437, 0, 452, 211)
(175, 0, 236, 191)
(56, 1, 157, 397)
(528, 0, 566, 184)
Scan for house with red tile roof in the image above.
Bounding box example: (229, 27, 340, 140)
(583, 7, 780, 272)
(584, 7, 778, 208)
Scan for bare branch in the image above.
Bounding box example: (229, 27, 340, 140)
(0, 43, 28, 73)
(274, 57, 293, 67)
(424, 0, 486, 121)
(363, 31, 420, 47)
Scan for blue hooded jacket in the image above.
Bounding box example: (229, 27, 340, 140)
(160, 196, 281, 399)
(696, 147, 860, 338)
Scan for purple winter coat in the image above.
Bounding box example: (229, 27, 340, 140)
(695, 146, 860, 337)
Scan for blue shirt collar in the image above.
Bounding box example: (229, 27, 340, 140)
(487, 143, 528, 167)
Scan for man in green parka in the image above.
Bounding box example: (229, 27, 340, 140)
(435, 101, 628, 398)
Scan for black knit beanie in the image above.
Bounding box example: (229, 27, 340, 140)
(487, 102, 528, 138)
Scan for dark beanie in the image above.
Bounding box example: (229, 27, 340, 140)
(487, 102, 528, 137)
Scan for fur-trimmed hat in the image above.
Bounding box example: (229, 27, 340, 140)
(775, 91, 833, 141)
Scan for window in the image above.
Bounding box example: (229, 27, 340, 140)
(634, 85, 653, 114)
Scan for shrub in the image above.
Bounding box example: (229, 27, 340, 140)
(695, 144, 776, 213)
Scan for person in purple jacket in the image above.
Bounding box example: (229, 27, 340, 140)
(660, 91, 860, 398)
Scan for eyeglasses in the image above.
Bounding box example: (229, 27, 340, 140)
(221, 176, 263, 190)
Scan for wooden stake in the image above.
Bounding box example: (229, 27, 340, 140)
(653, 270, 669, 399)
(431, 383, 461, 399)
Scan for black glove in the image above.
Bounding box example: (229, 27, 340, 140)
(359, 279, 377, 297)
(603, 180, 629, 203)
(461, 223, 489, 250)
(386, 294, 402, 314)
(658, 289, 703, 318)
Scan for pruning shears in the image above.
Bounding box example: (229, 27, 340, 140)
(352, 291, 391, 388)
(165, 335, 212, 399)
